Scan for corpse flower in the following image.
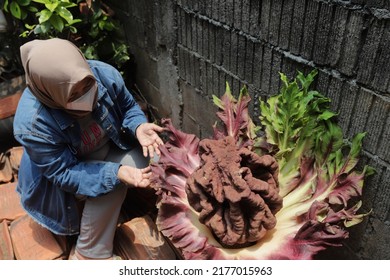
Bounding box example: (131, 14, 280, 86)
(150, 70, 374, 260)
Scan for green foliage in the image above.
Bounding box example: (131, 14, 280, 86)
(259, 70, 374, 201)
(3, 0, 36, 20)
(3, 0, 79, 35)
(1, 0, 130, 72)
(260, 70, 339, 173)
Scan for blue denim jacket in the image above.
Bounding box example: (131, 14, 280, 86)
(13, 60, 147, 235)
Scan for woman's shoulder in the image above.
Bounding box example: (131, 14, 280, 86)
(87, 60, 123, 89)
(14, 88, 41, 122)
(13, 89, 62, 139)
(87, 60, 119, 75)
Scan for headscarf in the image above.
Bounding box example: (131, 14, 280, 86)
(20, 38, 97, 118)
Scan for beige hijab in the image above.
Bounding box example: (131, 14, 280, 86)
(20, 38, 97, 118)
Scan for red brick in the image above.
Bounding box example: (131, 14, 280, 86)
(0, 146, 23, 183)
(0, 91, 22, 120)
(9, 215, 65, 260)
(0, 182, 26, 223)
(114, 215, 177, 260)
(0, 220, 14, 260)
(8, 146, 23, 177)
(0, 154, 13, 184)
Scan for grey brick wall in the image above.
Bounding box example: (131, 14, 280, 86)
(111, 0, 390, 259)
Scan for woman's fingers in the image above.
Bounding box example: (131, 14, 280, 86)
(142, 146, 148, 157)
(153, 142, 161, 156)
(146, 145, 153, 158)
(150, 123, 164, 132)
(143, 142, 163, 158)
(141, 166, 151, 173)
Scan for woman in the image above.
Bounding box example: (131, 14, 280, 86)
(13, 38, 164, 260)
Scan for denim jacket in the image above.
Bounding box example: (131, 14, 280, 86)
(13, 60, 147, 235)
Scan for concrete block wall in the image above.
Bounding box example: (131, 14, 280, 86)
(111, 0, 390, 259)
(110, 0, 182, 128)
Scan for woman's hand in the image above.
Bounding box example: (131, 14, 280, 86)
(136, 123, 164, 158)
(117, 165, 152, 188)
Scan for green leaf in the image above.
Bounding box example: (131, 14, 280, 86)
(20, 8, 27, 20)
(297, 69, 317, 92)
(98, 20, 106, 30)
(24, 22, 36, 30)
(38, 9, 52, 23)
(82, 45, 98, 60)
(16, 0, 31, 6)
(32, 0, 49, 4)
(33, 24, 42, 34)
(45, 2, 58, 12)
(102, 20, 116, 31)
(26, 5, 38, 12)
(239, 84, 248, 100)
(68, 25, 77, 33)
(88, 28, 99, 38)
(317, 110, 336, 121)
(65, 18, 82, 26)
(350, 132, 366, 159)
(4, 0, 10, 12)
(40, 21, 50, 33)
(56, 6, 73, 23)
(58, 1, 77, 9)
(49, 13, 64, 32)
(213, 95, 223, 110)
(20, 30, 31, 37)
(10, 1, 22, 19)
